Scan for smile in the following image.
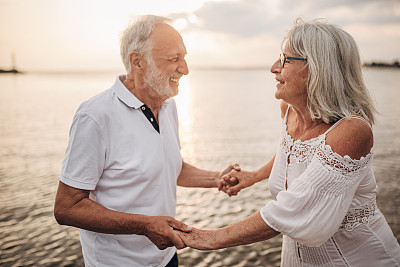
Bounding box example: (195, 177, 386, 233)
(170, 77, 180, 84)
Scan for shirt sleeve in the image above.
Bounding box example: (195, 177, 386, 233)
(60, 111, 107, 190)
(260, 144, 372, 247)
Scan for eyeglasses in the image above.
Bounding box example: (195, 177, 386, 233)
(279, 53, 307, 67)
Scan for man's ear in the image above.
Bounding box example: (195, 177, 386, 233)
(129, 51, 142, 69)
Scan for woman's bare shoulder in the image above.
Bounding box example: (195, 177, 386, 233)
(325, 118, 373, 160)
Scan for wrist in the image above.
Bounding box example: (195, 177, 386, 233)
(137, 215, 152, 236)
(212, 228, 231, 250)
(252, 170, 265, 185)
(251, 171, 259, 184)
(207, 229, 222, 250)
(214, 171, 221, 187)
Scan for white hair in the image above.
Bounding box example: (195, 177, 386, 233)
(284, 18, 377, 124)
(119, 15, 172, 74)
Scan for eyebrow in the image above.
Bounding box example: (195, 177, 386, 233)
(166, 51, 187, 58)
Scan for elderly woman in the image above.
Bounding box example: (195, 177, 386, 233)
(176, 19, 400, 266)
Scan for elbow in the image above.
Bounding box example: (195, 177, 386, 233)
(53, 204, 69, 226)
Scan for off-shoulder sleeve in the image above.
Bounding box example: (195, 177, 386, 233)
(260, 144, 372, 247)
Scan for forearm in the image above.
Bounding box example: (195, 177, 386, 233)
(55, 192, 150, 235)
(54, 181, 162, 236)
(56, 200, 144, 234)
(177, 161, 219, 188)
(55, 182, 190, 249)
(178, 211, 280, 250)
(254, 154, 276, 182)
(223, 154, 276, 195)
(213, 211, 279, 249)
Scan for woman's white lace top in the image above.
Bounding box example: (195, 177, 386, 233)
(260, 109, 400, 266)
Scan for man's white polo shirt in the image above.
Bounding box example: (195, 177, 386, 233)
(60, 75, 183, 267)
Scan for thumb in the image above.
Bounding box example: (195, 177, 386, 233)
(169, 218, 192, 233)
(226, 183, 243, 196)
(232, 163, 241, 171)
(170, 230, 186, 249)
(227, 176, 239, 186)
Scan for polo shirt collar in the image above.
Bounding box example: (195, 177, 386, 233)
(112, 75, 143, 109)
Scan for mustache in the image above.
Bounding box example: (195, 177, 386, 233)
(171, 73, 182, 79)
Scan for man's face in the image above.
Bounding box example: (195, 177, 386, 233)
(143, 23, 189, 100)
(143, 54, 178, 100)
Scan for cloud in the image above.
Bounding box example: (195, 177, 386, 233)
(170, 0, 282, 37)
(276, 0, 400, 25)
(170, 0, 400, 35)
(166, 0, 400, 65)
(193, 0, 277, 36)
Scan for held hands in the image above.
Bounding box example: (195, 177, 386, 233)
(217, 163, 241, 196)
(218, 169, 258, 196)
(219, 163, 241, 181)
(175, 228, 217, 250)
(144, 217, 216, 251)
(143, 216, 192, 250)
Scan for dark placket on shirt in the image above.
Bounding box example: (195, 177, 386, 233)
(140, 104, 160, 133)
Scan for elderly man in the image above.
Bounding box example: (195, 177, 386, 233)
(54, 15, 238, 267)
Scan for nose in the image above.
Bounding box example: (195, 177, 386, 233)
(270, 59, 281, 74)
(178, 59, 189, 75)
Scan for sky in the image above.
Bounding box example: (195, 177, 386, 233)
(1, 0, 400, 72)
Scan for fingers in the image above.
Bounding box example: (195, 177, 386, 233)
(226, 183, 243, 196)
(220, 163, 241, 179)
(228, 176, 239, 185)
(174, 230, 190, 249)
(146, 216, 192, 250)
(169, 230, 186, 249)
(223, 172, 239, 184)
(218, 171, 240, 196)
(217, 175, 230, 190)
(169, 218, 192, 233)
(168, 219, 193, 249)
(232, 163, 241, 171)
(218, 164, 243, 196)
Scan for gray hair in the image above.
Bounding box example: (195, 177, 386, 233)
(284, 18, 377, 124)
(119, 15, 172, 74)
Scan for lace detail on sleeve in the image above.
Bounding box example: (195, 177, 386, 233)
(289, 145, 373, 197)
(339, 201, 377, 231)
(315, 143, 373, 176)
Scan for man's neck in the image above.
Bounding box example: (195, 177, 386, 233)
(122, 76, 165, 118)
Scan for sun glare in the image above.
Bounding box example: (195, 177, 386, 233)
(173, 18, 188, 30)
(175, 76, 192, 134)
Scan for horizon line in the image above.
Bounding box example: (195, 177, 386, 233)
(1, 61, 399, 75)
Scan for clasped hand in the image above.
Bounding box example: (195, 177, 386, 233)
(175, 227, 217, 250)
(172, 165, 259, 250)
(149, 164, 256, 250)
(218, 167, 258, 197)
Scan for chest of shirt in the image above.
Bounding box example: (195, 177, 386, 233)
(85, 99, 181, 180)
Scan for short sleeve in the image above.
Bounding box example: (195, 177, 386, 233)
(260, 144, 372, 247)
(60, 112, 107, 190)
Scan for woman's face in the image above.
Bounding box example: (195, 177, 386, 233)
(270, 45, 309, 106)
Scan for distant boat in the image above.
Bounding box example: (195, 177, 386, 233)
(0, 69, 20, 74)
(0, 53, 22, 74)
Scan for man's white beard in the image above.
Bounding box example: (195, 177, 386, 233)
(144, 57, 177, 99)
